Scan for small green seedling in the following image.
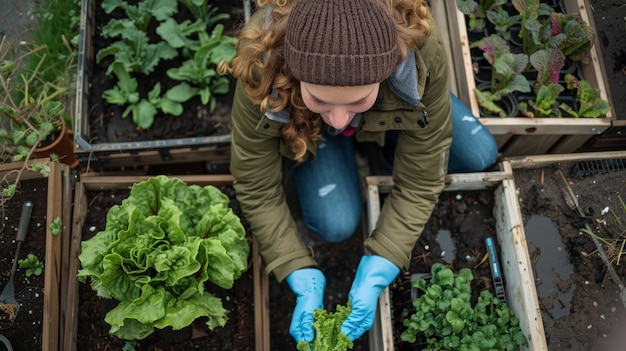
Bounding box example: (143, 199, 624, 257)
(18, 253, 44, 277)
(49, 217, 62, 236)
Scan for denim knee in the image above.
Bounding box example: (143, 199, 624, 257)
(304, 211, 361, 243)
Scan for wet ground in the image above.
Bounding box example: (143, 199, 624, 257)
(0, 0, 36, 42)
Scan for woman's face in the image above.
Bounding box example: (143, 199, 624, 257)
(300, 82, 379, 130)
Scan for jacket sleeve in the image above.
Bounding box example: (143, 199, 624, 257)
(364, 21, 453, 271)
(230, 80, 316, 282)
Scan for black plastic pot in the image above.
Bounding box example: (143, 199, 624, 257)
(475, 83, 520, 118)
(0, 334, 12, 351)
(515, 84, 579, 118)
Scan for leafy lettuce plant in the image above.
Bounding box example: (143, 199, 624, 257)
(456, 0, 507, 31)
(77, 176, 250, 340)
(550, 12, 595, 64)
(401, 263, 527, 351)
(560, 73, 611, 118)
(519, 83, 565, 118)
(296, 301, 354, 351)
(472, 35, 531, 116)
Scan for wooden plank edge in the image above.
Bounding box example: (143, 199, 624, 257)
(505, 150, 626, 169)
(253, 238, 270, 351)
(62, 180, 88, 351)
(43, 162, 65, 351)
(494, 177, 548, 351)
(365, 181, 394, 351)
(79, 174, 235, 190)
(59, 165, 73, 350)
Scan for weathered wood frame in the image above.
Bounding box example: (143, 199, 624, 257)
(437, 0, 614, 157)
(0, 159, 68, 351)
(366, 162, 548, 351)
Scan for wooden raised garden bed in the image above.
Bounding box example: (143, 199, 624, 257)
(507, 151, 626, 349)
(438, 0, 614, 157)
(0, 160, 69, 351)
(366, 163, 548, 351)
(72, 0, 236, 170)
(62, 174, 269, 350)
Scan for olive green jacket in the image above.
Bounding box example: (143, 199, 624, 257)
(230, 12, 452, 282)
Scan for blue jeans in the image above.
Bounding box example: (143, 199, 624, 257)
(290, 92, 497, 242)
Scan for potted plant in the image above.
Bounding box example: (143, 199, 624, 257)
(401, 263, 528, 350)
(0, 39, 79, 170)
(444, 0, 614, 156)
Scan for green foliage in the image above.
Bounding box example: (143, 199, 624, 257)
(97, 0, 237, 129)
(485, 6, 521, 41)
(0, 40, 70, 161)
(519, 83, 565, 118)
(296, 301, 354, 351)
(401, 263, 528, 351)
(27, 0, 81, 85)
(77, 176, 250, 340)
(18, 253, 44, 277)
(529, 48, 565, 88)
(49, 216, 62, 236)
(512, 0, 561, 57)
(551, 12, 595, 64)
(456, 0, 507, 31)
(560, 74, 611, 118)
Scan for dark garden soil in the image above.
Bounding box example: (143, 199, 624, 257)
(84, 1, 245, 145)
(590, 0, 626, 120)
(0, 178, 48, 351)
(389, 190, 500, 350)
(513, 161, 626, 350)
(74, 185, 256, 351)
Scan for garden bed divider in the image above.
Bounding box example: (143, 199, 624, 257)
(437, 0, 614, 157)
(0, 159, 68, 351)
(62, 174, 269, 350)
(365, 162, 548, 351)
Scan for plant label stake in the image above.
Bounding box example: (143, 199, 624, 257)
(0, 201, 33, 329)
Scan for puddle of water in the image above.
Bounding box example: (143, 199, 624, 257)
(436, 229, 456, 263)
(525, 215, 576, 319)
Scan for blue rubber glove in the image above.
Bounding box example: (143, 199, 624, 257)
(341, 255, 400, 341)
(285, 268, 326, 343)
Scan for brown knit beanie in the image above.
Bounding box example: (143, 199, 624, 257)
(284, 0, 399, 86)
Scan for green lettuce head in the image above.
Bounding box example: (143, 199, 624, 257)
(77, 175, 250, 340)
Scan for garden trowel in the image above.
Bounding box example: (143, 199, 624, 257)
(0, 201, 33, 329)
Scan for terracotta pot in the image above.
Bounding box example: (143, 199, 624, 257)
(33, 118, 80, 169)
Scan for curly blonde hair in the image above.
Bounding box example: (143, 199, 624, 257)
(219, 0, 432, 160)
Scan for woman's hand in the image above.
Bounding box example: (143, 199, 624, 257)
(341, 255, 400, 341)
(285, 268, 326, 343)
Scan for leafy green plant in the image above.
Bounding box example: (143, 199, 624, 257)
(0, 40, 69, 161)
(164, 24, 236, 110)
(96, 0, 236, 129)
(550, 12, 595, 64)
(77, 175, 250, 340)
(485, 6, 521, 41)
(512, 0, 561, 57)
(401, 263, 527, 351)
(18, 253, 44, 277)
(456, 0, 507, 31)
(49, 216, 62, 236)
(559, 74, 611, 118)
(472, 35, 531, 117)
(519, 83, 565, 118)
(296, 301, 354, 351)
